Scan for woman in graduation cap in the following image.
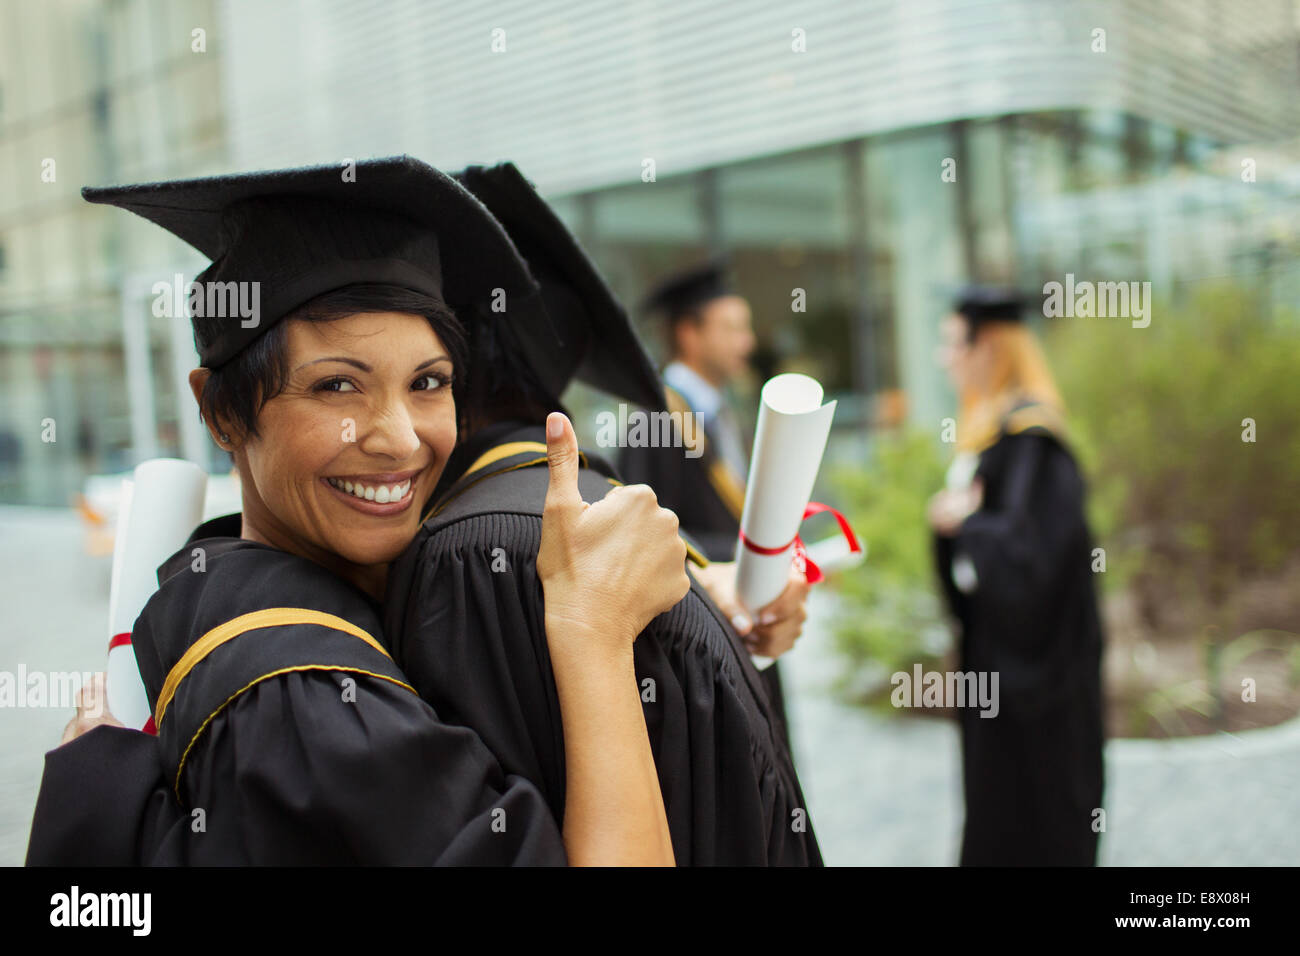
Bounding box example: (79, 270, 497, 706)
(928, 287, 1106, 866)
(382, 163, 821, 865)
(27, 157, 687, 866)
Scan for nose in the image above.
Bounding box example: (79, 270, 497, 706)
(358, 396, 421, 462)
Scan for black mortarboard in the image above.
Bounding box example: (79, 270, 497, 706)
(952, 285, 1028, 331)
(641, 258, 735, 322)
(83, 156, 539, 368)
(454, 162, 665, 412)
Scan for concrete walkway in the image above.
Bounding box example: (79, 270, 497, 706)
(2, 506, 1296, 866)
(781, 589, 1300, 865)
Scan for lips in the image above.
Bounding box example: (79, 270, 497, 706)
(321, 469, 422, 516)
(326, 476, 411, 504)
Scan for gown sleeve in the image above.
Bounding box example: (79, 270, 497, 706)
(28, 669, 566, 866)
(944, 432, 1092, 711)
(26, 725, 182, 866)
(27, 541, 568, 867)
(161, 669, 565, 865)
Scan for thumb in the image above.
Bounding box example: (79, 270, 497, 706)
(544, 412, 583, 513)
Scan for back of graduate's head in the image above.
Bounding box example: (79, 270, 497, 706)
(457, 311, 567, 434)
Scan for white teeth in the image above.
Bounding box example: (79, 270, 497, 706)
(328, 477, 413, 504)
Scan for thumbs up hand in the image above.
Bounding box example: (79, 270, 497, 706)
(538, 412, 689, 649)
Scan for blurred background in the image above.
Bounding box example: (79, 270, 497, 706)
(1, 0, 1298, 865)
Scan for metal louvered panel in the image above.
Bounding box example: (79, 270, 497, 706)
(219, 0, 1300, 192)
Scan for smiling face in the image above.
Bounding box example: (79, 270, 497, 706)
(228, 310, 456, 577)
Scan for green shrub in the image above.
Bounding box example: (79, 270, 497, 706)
(828, 429, 951, 704)
(1046, 285, 1300, 628)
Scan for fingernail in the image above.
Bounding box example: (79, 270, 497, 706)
(547, 414, 563, 439)
(758, 612, 778, 625)
(731, 613, 752, 635)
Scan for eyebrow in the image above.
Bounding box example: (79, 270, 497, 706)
(295, 355, 452, 374)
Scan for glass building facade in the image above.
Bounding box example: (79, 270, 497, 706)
(2, 0, 1298, 504)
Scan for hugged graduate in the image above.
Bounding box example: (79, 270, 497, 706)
(385, 163, 821, 865)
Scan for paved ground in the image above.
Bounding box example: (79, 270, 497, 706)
(2, 506, 1297, 866)
(781, 591, 1300, 866)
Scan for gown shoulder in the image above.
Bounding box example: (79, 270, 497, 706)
(28, 528, 567, 866)
(388, 456, 823, 865)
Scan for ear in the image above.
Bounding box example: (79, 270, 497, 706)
(674, 318, 700, 359)
(188, 368, 237, 449)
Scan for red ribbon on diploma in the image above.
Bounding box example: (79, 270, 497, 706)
(738, 501, 861, 584)
(106, 632, 158, 736)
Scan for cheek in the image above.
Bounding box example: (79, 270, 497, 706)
(246, 404, 345, 499)
(416, 399, 458, 464)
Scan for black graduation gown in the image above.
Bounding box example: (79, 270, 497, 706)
(616, 389, 747, 564)
(26, 516, 566, 865)
(933, 418, 1106, 866)
(616, 387, 795, 754)
(386, 423, 822, 865)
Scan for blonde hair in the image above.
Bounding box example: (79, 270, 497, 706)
(957, 321, 1065, 453)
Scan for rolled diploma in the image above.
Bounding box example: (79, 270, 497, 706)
(106, 458, 208, 730)
(734, 374, 837, 668)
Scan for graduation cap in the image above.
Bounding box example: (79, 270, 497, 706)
(453, 162, 665, 411)
(83, 155, 540, 368)
(952, 285, 1029, 333)
(641, 257, 735, 323)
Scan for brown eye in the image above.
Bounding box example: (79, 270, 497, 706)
(314, 377, 358, 393)
(412, 373, 450, 391)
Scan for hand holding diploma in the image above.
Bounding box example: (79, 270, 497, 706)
(693, 561, 811, 659)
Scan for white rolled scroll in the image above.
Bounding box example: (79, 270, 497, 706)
(106, 458, 208, 730)
(734, 374, 837, 672)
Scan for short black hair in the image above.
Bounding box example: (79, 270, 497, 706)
(197, 284, 468, 441)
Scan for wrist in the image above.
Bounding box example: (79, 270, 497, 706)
(546, 614, 637, 669)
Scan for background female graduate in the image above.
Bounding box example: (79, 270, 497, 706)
(928, 287, 1106, 866)
(383, 162, 822, 865)
(26, 157, 690, 866)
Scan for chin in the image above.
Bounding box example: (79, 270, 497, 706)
(332, 533, 411, 568)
